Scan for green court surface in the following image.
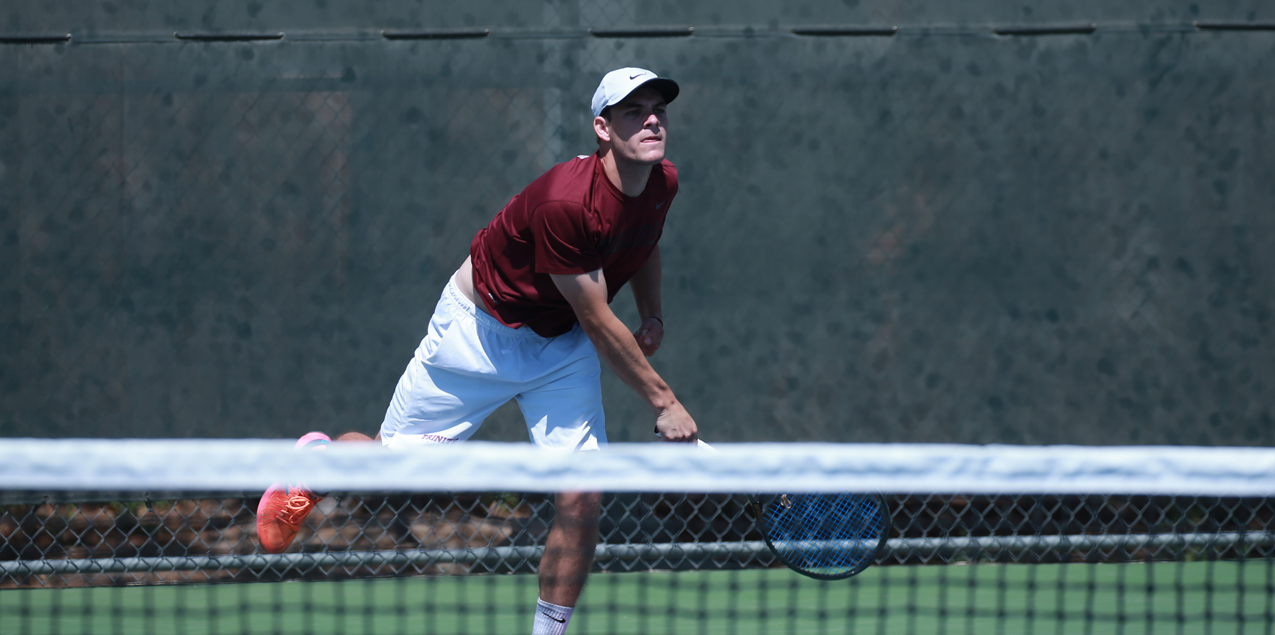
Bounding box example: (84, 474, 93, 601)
(3, 560, 1272, 634)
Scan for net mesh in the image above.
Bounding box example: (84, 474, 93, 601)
(1, 442, 1273, 633)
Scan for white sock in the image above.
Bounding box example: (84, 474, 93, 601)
(532, 598, 574, 635)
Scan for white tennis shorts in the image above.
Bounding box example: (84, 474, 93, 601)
(379, 275, 606, 451)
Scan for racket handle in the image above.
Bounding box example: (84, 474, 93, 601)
(653, 433, 717, 452)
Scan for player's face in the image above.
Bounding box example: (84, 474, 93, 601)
(598, 87, 668, 166)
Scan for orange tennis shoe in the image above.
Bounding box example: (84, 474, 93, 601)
(256, 432, 330, 554)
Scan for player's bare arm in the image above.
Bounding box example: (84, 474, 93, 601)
(551, 268, 696, 442)
(628, 247, 664, 357)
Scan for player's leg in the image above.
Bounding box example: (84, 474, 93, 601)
(334, 431, 380, 442)
(257, 376, 507, 553)
(256, 429, 382, 553)
(535, 491, 601, 627)
(514, 326, 606, 633)
(257, 274, 515, 552)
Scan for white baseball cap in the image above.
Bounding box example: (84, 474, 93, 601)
(591, 67, 680, 118)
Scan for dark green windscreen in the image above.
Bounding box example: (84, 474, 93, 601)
(1, 1, 1271, 444)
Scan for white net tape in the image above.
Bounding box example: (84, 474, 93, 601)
(2, 440, 1274, 495)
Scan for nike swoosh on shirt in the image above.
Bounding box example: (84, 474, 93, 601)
(655, 201, 665, 209)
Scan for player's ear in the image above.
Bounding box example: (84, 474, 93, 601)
(593, 116, 611, 144)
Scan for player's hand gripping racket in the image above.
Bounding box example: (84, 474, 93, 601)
(694, 439, 889, 580)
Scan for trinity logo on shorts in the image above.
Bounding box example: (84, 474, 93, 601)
(417, 433, 457, 444)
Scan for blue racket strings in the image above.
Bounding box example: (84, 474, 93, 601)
(760, 493, 887, 577)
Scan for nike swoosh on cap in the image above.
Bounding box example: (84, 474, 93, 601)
(629, 73, 646, 80)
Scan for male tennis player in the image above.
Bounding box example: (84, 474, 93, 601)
(257, 67, 698, 635)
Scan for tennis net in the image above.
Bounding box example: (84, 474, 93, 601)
(2, 441, 1273, 634)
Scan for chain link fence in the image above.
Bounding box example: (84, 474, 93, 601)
(3, 492, 1273, 589)
(3, 1, 1274, 445)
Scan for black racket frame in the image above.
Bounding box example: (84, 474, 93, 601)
(749, 492, 891, 581)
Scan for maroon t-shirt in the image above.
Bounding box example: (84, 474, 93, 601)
(470, 153, 677, 337)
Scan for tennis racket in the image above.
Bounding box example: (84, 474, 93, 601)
(695, 439, 889, 580)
